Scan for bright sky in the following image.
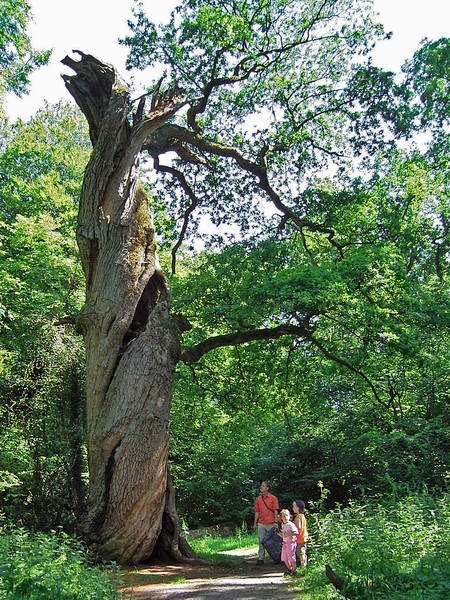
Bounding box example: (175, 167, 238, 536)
(4, 0, 449, 122)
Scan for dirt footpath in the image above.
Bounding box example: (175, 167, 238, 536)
(120, 547, 304, 599)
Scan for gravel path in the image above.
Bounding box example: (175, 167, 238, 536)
(121, 548, 304, 599)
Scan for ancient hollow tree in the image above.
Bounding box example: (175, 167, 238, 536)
(62, 52, 193, 563)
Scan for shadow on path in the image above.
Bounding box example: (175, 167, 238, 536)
(121, 552, 303, 599)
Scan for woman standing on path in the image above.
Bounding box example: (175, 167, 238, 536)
(280, 509, 298, 576)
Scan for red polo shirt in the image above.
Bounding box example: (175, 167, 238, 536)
(254, 493, 279, 524)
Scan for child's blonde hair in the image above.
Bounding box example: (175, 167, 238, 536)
(280, 508, 291, 519)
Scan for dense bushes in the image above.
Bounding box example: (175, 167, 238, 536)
(0, 102, 89, 534)
(297, 490, 450, 599)
(0, 528, 121, 599)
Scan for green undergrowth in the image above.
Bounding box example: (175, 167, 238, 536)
(294, 490, 449, 600)
(0, 527, 123, 600)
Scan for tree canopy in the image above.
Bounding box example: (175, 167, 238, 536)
(117, 0, 449, 417)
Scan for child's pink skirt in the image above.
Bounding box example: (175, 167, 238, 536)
(281, 540, 297, 563)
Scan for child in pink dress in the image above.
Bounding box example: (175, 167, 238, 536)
(280, 509, 299, 575)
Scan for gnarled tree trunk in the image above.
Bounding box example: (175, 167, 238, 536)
(61, 52, 195, 564)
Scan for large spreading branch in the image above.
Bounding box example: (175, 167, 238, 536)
(179, 322, 387, 408)
(179, 324, 310, 364)
(139, 2, 367, 267)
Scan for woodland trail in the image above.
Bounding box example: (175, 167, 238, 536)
(120, 546, 304, 599)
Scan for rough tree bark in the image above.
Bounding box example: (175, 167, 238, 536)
(61, 52, 196, 564)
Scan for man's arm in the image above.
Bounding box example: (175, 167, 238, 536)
(253, 511, 259, 530)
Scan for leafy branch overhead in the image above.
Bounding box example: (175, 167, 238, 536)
(120, 0, 416, 268)
(117, 1, 448, 407)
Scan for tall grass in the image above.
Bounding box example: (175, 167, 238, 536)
(0, 528, 122, 600)
(296, 490, 450, 599)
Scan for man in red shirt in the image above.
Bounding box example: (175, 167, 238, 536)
(253, 481, 279, 564)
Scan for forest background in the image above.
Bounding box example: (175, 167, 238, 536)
(0, 0, 448, 598)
